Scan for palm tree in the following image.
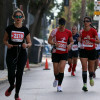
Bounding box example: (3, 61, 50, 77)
(66, 0, 72, 30)
(80, 0, 86, 29)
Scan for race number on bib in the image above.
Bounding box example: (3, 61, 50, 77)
(82, 39, 93, 47)
(11, 31, 24, 42)
(56, 41, 67, 51)
(72, 44, 78, 51)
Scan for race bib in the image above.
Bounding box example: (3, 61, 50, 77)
(72, 44, 78, 51)
(56, 41, 67, 51)
(82, 39, 93, 47)
(11, 31, 24, 42)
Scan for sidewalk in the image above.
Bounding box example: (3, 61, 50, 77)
(0, 56, 48, 84)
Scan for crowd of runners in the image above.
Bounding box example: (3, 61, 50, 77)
(48, 17, 100, 92)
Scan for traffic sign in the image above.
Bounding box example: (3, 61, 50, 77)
(94, 11, 100, 15)
(94, 1, 100, 6)
(94, 6, 100, 10)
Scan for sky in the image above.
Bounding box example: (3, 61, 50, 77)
(57, 0, 63, 3)
(52, 0, 63, 16)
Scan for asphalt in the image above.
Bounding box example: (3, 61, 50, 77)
(1, 57, 100, 100)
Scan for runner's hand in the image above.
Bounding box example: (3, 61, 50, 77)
(87, 35, 90, 40)
(55, 42, 59, 47)
(67, 44, 71, 51)
(78, 37, 81, 42)
(22, 43, 27, 49)
(7, 44, 13, 49)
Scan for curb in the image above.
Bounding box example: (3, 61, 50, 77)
(29, 62, 45, 68)
(0, 68, 29, 84)
(0, 62, 45, 84)
(0, 76, 8, 84)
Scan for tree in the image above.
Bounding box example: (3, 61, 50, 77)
(66, 0, 72, 30)
(80, 0, 86, 29)
(86, 0, 94, 18)
(71, 0, 81, 25)
(0, 0, 13, 69)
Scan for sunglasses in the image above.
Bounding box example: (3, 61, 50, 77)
(14, 15, 23, 19)
(83, 20, 91, 23)
(59, 24, 65, 27)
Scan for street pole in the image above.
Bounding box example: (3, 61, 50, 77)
(93, 0, 100, 33)
(43, 14, 46, 56)
(12, 0, 17, 10)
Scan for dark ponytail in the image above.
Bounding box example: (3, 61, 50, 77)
(90, 24, 97, 30)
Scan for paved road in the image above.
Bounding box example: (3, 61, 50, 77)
(0, 59, 100, 100)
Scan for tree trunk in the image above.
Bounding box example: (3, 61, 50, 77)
(28, 0, 52, 59)
(0, 0, 8, 70)
(66, 0, 72, 30)
(80, 0, 86, 29)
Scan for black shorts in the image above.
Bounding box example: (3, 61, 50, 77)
(79, 49, 96, 60)
(68, 50, 79, 59)
(52, 53, 68, 63)
(95, 50, 100, 59)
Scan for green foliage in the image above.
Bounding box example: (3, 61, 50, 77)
(71, 0, 81, 24)
(86, 1, 94, 17)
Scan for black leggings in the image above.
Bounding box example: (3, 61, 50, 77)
(6, 47, 27, 94)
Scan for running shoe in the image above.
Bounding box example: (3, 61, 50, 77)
(71, 71, 75, 76)
(53, 80, 58, 87)
(15, 97, 21, 100)
(82, 85, 88, 92)
(57, 86, 62, 92)
(5, 85, 15, 96)
(90, 79, 94, 86)
(5, 88, 12, 96)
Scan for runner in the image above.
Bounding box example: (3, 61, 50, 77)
(94, 30, 100, 78)
(48, 18, 74, 92)
(79, 16, 99, 92)
(3, 8, 32, 100)
(68, 26, 79, 76)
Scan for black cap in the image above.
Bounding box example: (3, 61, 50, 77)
(59, 18, 66, 25)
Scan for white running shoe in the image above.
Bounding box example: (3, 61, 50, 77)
(57, 86, 62, 92)
(53, 80, 58, 87)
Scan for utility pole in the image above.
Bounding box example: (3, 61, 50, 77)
(12, 0, 17, 10)
(93, 0, 100, 33)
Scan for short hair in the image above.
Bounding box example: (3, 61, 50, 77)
(58, 18, 66, 25)
(72, 26, 77, 30)
(12, 8, 25, 20)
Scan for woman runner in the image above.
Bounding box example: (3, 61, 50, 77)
(79, 16, 99, 92)
(3, 8, 32, 100)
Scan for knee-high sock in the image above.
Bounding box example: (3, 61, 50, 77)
(58, 73, 64, 86)
(69, 63, 72, 69)
(54, 74, 59, 80)
(82, 71, 87, 84)
(72, 64, 76, 72)
(89, 72, 94, 80)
